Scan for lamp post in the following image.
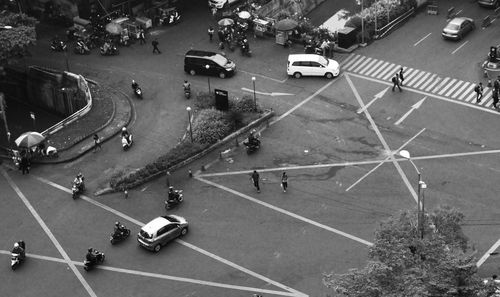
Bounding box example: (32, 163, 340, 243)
(399, 149, 425, 239)
(360, 0, 366, 46)
(186, 106, 193, 143)
(252, 76, 256, 111)
(205, 65, 211, 93)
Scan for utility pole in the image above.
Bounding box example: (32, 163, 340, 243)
(0, 93, 11, 142)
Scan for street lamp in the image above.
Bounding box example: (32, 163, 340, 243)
(205, 65, 211, 93)
(252, 77, 257, 111)
(186, 106, 193, 143)
(0, 26, 13, 30)
(360, 0, 365, 46)
(399, 149, 425, 239)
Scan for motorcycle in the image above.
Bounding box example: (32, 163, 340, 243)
(133, 86, 143, 99)
(119, 34, 130, 46)
(110, 228, 130, 244)
(122, 134, 133, 150)
(11, 241, 26, 270)
(50, 39, 67, 52)
(165, 190, 183, 210)
(100, 43, 119, 56)
(241, 44, 252, 57)
(243, 138, 261, 154)
(184, 87, 191, 99)
(83, 251, 105, 271)
(74, 40, 90, 55)
(72, 180, 85, 199)
(160, 11, 181, 26)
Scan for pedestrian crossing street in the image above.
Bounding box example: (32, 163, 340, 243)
(342, 54, 496, 108)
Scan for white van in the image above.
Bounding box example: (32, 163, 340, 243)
(287, 54, 340, 79)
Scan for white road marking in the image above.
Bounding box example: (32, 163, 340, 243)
(269, 74, 343, 126)
(35, 176, 305, 297)
(452, 81, 470, 98)
(0, 250, 298, 297)
(363, 59, 384, 76)
(394, 97, 427, 126)
(356, 87, 389, 114)
(0, 169, 98, 297)
(370, 61, 390, 77)
(438, 78, 457, 95)
(238, 69, 287, 83)
(414, 33, 432, 46)
(195, 176, 373, 247)
(345, 128, 426, 192)
(345, 74, 418, 203)
(241, 87, 294, 96)
(452, 40, 469, 55)
(477, 239, 500, 267)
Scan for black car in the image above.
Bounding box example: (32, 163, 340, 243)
(184, 50, 236, 78)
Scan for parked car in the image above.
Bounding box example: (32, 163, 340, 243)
(442, 17, 475, 40)
(287, 54, 340, 79)
(137, 215, 189, 252)
(184, 50, 236, 78)
(478, 0, 499, 8)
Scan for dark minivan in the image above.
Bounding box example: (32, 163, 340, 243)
(184, 50, 236, 78)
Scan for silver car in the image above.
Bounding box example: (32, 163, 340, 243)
(137, 215, 189, 252)
(442, 17, 475, 40)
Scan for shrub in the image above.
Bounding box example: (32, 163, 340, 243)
(225, 110, 244, 129)
(194, 91, 215, 110)
(192, 108, 234, 144)
(229, 94, 260, 112)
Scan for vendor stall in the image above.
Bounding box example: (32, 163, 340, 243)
(274, 18, 298, 46)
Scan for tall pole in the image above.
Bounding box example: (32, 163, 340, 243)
(361, 0, 365, 45)
(205, 65, 211, 93)
(186, 106, 193, 143)
(64, 49, 70, 72)
(420, 181, 427, 239)
(0, 93, 11, 142)
(400, 150, 425, 239)
(252, 77, 256, 111)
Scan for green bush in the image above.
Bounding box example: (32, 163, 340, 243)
(194, 92, 215, 110)
(110, 141, 207, 190)
(229, 94, 260, 112)
(192, 108, 234, 144)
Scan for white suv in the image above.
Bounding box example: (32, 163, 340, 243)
(287, 54, 340, 79)
(209, 0, 241, 9)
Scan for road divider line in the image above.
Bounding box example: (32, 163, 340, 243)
(36, 176, 305, 297)
(238, 69, 288, 83)
(477, 238, 500, 267)
(345, 74, 418, 203)
(414, 33, 432, 46)
(0, 168, 98, 297)
(452, 40, 469, 55)
(195, 176, 373, 247)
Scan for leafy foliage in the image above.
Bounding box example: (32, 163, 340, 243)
(229, 94, 260, 113)
(193, 91, 215, 110)
(324, 206, 485, 297)
(0, 12, 37, 65)
(191, 108, 234, 144)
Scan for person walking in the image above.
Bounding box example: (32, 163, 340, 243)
(281, 172, 288, 193)
(492, 88, 499, 109)
(251, 170, 260, 193)
(152, 38, 161, 54)
(392, 73, 402, 92)
(20, 155, 30, 175)
(399, 67, 405, 86)
(93, 134, 101, 152)
(494, 76, 500, 93)
(208, 26, 214, 42)
(475, 82, 484, 103)
(138, 28, 146, 45)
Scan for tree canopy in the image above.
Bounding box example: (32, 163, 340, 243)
(323, 206, 489, 297)
(0, 11, 37, 65)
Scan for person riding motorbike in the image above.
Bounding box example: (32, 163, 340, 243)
(12, 241, 25, 261)
(247, 129, 259, 146)
(73, 172, 84, 190)
(114, 221, 127, 236)
(86, 247, 98, 264)
(121, 127, 131, 144)
(131, 80, 139, 91)
(167, 186, 180, 203)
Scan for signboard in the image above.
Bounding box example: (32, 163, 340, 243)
(214, 89, 228, 111)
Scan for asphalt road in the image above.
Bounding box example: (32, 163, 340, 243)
(3, 0, 500, 296)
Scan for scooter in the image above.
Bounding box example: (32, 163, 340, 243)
(122, 134, 133, 150)
(133, 87, 143, 99)
(83, 252, 105, 271)
(11, 241, 26, 270)
(100, 43, 119, 56)
(74, 40, 90, 55)
(243, 138, 260, 154)
(50, 39, 67, 52)
(165, 190, 183, 210)
(184, 87, 191, 99)
(72, 180, 85, 199)
(110, 228, 130, 244)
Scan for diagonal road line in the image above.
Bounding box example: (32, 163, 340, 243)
(34, 176, 307, 297)
(476, 239, 500, 267)
(0, 250, 297, 297)
(1, 168, 98, 297)
(345, 73, 418, 203)
(195, 176, 373, 247)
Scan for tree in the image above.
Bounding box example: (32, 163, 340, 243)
(0, 11, 37, 65)
(323, 206, 486, 297)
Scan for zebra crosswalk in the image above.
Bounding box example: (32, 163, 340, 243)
(342, 54, 496, 108)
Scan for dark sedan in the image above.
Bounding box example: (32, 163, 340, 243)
(442, 17, 475, 40)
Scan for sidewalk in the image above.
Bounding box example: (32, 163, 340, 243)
(35, 82, 133, 164)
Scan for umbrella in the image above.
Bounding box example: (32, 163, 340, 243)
(218, 18, 234, 26)
(105, 22, 122, 35)
(274, 18, 298, 31)
(15, 132, 45, 148)
(238, 11, 251, 20)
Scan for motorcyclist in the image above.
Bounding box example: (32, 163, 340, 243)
(131, 80, 139, 90)
(247, 129, 259, 146)
(183, 80, 191, 92)
(167, 186, 180, 203)
(86, 247, 97, 263)
(12, 241, 25, 260)
(121, 127, 131, 145)
(73, 172, 84, 190)
(114, 221, 127, 236)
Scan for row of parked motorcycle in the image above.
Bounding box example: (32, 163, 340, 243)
(50, 37, 120, 56)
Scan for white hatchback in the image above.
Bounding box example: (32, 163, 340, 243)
(287, 54, 340, 79)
